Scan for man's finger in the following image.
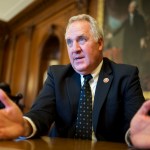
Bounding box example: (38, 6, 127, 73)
(0, 89, 13, 107)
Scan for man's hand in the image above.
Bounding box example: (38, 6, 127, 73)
(130, 100, 150, 149)
(0, 89, 25, 139)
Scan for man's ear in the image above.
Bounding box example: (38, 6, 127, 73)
(98, 38, 104, 52)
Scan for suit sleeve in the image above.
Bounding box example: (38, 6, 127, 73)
(24, 67, 56, 137)
(122, 67, 145, 133)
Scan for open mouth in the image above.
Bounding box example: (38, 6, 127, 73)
(74, 57, 85, 64)
(74, 56, 84, 60)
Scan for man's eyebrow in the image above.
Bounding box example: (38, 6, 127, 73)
(77, 34, 87, 39)
(65, 34, 87, 40)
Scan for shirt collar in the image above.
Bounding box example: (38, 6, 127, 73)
(80, 60, 103, 81)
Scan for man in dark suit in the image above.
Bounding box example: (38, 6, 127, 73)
(0, 14, 145, 142)
(107, 0, 147, 66)
(123, 0, 147, 66)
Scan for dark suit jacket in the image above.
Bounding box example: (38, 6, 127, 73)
(25, 57, 145, 142)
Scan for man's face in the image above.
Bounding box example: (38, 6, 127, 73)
(65, 21, 103, 75)
(128, 2, 136, 13)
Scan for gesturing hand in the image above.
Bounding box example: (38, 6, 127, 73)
(0, 89, 25, 140)
(130, 100, 150, 149)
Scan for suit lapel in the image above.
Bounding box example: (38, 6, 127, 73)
(92, 59, 113, 133)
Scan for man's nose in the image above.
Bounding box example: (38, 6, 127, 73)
(72, 41, 81, 52)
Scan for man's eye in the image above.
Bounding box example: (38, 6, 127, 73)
(66, 39, 73, 47)
(78, 37, 87, 44)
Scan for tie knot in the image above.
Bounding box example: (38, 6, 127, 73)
(83, 74, 92, 82)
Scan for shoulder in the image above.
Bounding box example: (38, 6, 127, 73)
(103, 57, 139, 75)
(47, 64, 76, 77)
(134, 11, 145, 21)
(48, 64, 71, 71)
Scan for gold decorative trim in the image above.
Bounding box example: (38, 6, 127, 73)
(97, 0, 104, 27)
(143, 91, 150, 100)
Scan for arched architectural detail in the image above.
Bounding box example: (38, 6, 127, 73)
(37, 24, 64, 93)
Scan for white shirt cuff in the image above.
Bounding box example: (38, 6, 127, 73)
(125, 129, 133, 147)
(21, 116, 37, 139)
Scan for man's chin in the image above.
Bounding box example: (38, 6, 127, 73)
(73, 66, 89, 75)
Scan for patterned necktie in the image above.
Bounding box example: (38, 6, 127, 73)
(75, 74, 93, 140)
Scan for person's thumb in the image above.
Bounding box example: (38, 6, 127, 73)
(0, 89, 13, 108)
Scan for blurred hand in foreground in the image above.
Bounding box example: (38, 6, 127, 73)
(0, 89, 25, 140)
(130, 100, 150, 149)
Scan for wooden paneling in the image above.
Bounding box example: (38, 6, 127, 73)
(0, 21, 9, 80)
(11, 29, 32, 96)
(1, 36, 15, 83)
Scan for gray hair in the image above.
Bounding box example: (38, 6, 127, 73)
(65, 14, 104, 42)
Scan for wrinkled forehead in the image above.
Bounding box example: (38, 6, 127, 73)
(65, 20, 91, 39)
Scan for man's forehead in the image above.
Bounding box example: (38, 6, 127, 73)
(66, 22, 91, 39)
